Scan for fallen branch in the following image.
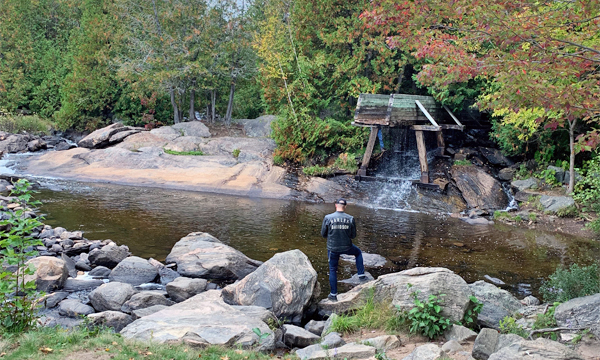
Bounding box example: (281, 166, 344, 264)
(528, 327, 586, 340)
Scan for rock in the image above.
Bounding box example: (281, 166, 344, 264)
(496, 334, 525, 352)
(158, 266, 180, 285)
(165, 232, 261, 280)
(24, 256, 68, 292)
(547, 166, 567, 183)
(339, 272, 375, 286)
(483, 275, 505, 285)
(60, 253, 78, 278)
(497, 168, 516, 181)
(55, 140, 76, 151)
(554, 293, 600, 331)
(469, 280, 523, 330)
(479, 148, 513, 167)
(304, 320, 326, 336)
(171, 121, 211, 137)
(539, 195, 575, 213)
(222, 250, 319, 323)
(50, 244, 63, 253)
(89, 244, 130, 268)
(401, 344, 444, 360)
(165, 277, 207, 302)
(322, 314, 338, 336)
(451, 166, 509, 210)
(64, 242, 90, 256)
(0, 134, 29, 153)
(108, 129, 141, 144)
(340, 253, 387, 268)
(461, 217, 494, 225)
(121, 291, 174, 314)
(445, 324, 477, 342)
(89, 282, 136, 312)
(58, 299, 95, 318)
(75, 260, 92, 271)
(521, 296, 540, 306)
(319, 267, 471, 323)
(362, 335, 400, 351)
(511, 178, 538, 192)
(164, 136, 206, 153)
(321, 332, 345, 348)
(442, 339, 463, 354)
(120, 290, 276, 351)
(87, 311, 133, 332)
(62, 278, 104, 292)
(149, 126, 182, 141)
(296, 343, 376, 360)
(27, 139, 47, 152)
(234, 115, 276, 138)
(88, 266, 111, 279)
(131, 305, 168, 320)
(39, 229, 55, 239)
(283, 324, 320, 348)
(488, 338, 583, 360)
(78, 123, 129, 149)
(109, 256, 158, 285)
(473, 328, 499, 360)
(41, 291, 69, 309)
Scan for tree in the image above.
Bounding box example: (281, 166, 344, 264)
(361, 0, 600, 192)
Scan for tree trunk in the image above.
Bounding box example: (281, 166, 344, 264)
(211, 89, 216, 123)
(568, 120, 577, 194)
(189, 88, 196, 120)
(225, 79, 236, 126)
(170, 87, 180, 124)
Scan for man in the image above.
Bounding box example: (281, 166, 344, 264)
(321, 198, 366, 301)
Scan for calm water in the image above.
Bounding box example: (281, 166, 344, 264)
(36, 180, 600, 298)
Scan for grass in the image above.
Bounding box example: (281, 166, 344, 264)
(232, 148, 240, 158)
(0, 326, 280, 360)
(163, 149, 204, 156)
(302, 165, 335, 177)
(328, 294, 405, 335)
(453, 159, 472, 166)
(493, 210, 523, 222)
(0, 114, 52, 135)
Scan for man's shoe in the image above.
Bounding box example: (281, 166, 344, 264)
(358, 274, 368, 281)
(328, 293, 338, 301)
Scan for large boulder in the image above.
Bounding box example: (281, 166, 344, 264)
(445, 324, 477, 342)
(401, 344, 444, 360)
(166, 277, 207, 303)
(469, 280, 523, 330)
(58, 299, 95, 318)
(78, 123, 131, 149)
(451, 166, 509, 210)
(539, 195, 575, 213)
(222, 250, 319, 323)
(88, 311, 133, 333)
(554, 293, 600, 331)
(234, 115, 276, 138)
(165, 232, 262, 280)
(319, 267, 471, 323)
(89, 282, 137, 312)
(473, 328, 499, 360)
(121, 291, 175, 314)
(488, 338, 583, 360)
(164, 136, 205, 153)
(479, 148, 513, 167)
(120, 290, 276, 351)
(88, 244, 130, 268)
(0, 134, 30, 153)
(109, 256, 158, 285)
(511, 178, 539, 192)
(24, 256, 68, 292)
(296, 343, 376, 360)
(283, 324, 320, 348)
(171, 122, 211, 138)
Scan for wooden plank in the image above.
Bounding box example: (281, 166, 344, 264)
(436, 131, 445, 155)
(415, 130, 429, 184)
(353, 95, 363, 121)
(411, 125, 441, 131)
(439, 124, 465, 131)
(443, 105, 464, 127)
(384, 94, 395, 125)
(415, 100, 439, 127)
(358, 127, 378, 176)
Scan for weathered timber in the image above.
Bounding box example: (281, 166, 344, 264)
(415, 100, 439, 127)
(415, 130, 429, 184)
(358, 127, 378, 176)
(436, 131, 445, 155)
(354, 94, 440, 126)
(411, 125, 441, 131)
(444, 105, 464, 127)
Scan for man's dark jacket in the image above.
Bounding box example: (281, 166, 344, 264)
(321, 211, 356, 252)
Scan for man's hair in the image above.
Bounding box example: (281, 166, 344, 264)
(335, 198, 347, 206)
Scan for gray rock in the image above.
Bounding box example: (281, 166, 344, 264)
(58, 299, 95, 318)
(322, 314, 338, 336)
(166, 232, 261, 280)
(462, 217, 494, 225)
(469, 280, 523, 329)
(55, 140, 76, 151)
(64, 242, 91, 256)
(480, 148, 513, 167)
(108, 129, 141, 144)
(89, 245, 129, 268)
(497, 168, 516, 181)
(0, 134, 29, 153)
(442, 339, 463, 354)
(339, 272, 375, 286)
(539, 195, 575, 213)
(296, 343, 376, 360)
(451, 166, 508, 210)
(488, 338, 583, 360)
(340, 253, 387, 268)
(554, 293, 600, 331)
(222, 250, 319, 324)
(51, 244, 63, 253)
(283, 324, 320, 348)
(171, 121, 211, 137)
(304, 320, 326, 336)
(401, 343, 444, 360)
(158, 266, 180, 285)
(511, 178, 538, 192)
(362, 335, 400, 350)
(521, 295, 540, 306)
(24, 256, 68, 292)
(473, 328, 499, 360)
(484, 275, 506, 285)
(89, 282, 136, 312)
(78, 123, 130, 148)
(61, 253, 78, 278)
(109, 256, 158, 285)
(89, 266, 111, 278)
(319, 267, 471, 323)
(165, 277, 207, 303)
(87, 311, 133, 332)
(445, 324, 478, 342)
(547, 166, 567, 183)
(75, 260, 92, 271)
(234, 115, 276, 138)
(63, 278, 104, 292)
(41, 291, 69, 309)
(131, 305, 168, 320)
(120, 290, 276, 351)
(496, 334, 525, 352)
(121, 291, 174, 314)
(321, 332, 345, 348)
(39, 229, 55, 239)
(53, 227, 66, 237)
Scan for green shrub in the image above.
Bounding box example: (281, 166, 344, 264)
(0, 114, 52, 134)
(232, 149, 241, 158)
(540, 263, 600, 303)
(453, 159, 472, 166)
(531, 302, 560, 340)
(462, 295, 483, 330)
(329, 292, 400, 334)
(574, 155, 600, 214)
(535, 168, 560, 187)
(163, 149, 204, 156)
(499, 316, 528, 338)
(556, 205, 578, 218)
(302, 165, 334, 177)
(333, 153, 358, 174)
(0, 179, 45, 333)
(400, 287, 451, 339)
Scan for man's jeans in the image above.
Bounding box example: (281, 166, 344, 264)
(328, 245, 365, 295)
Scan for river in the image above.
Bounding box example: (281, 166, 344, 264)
(34, 179, 600, 298)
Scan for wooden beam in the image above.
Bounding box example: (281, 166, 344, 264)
(436, 131, 445, 155)
(353, 95, 363, 121)
(358, 127, 378, 176)
(411, 125, 441, 131)
(384, 94, 395, 126)
(415, 100, 439, 127)
(415, 130, 429, 183)
(443, 105, 464, 127)
(439, 124, 465, 131)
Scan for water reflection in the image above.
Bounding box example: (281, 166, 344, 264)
(36, 180, 600, 298)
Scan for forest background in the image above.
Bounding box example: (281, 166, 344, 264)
(0, 0, 599, 192)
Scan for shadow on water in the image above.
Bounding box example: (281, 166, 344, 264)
(36, 179, 600, 298)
